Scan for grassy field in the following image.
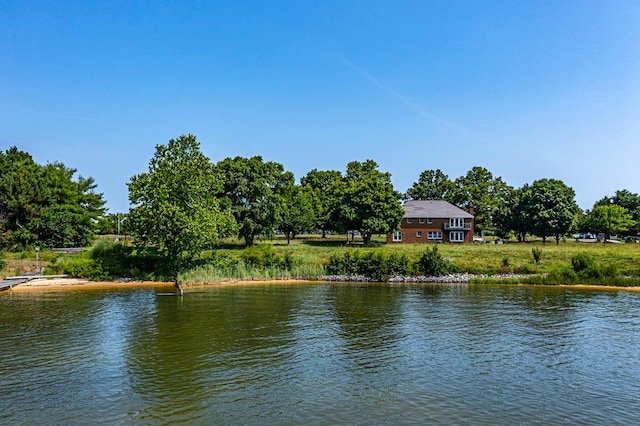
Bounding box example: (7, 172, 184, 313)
(209, 235, 640, 276)
(3, 234, 640, 285)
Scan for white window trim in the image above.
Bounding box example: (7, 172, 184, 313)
(450, 231, 464, 242)
(419, 218, 425, 224)
(428, 231, 442, 240)
(406, 218, 413, 224)
(392, 231, 402, 242)
(427, 218, 433, 224)
(416, 231, 423, 238)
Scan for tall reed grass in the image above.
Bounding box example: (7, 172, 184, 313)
(178, 261, 326, 285)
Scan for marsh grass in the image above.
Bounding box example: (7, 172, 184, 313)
(179, 261, 326, 284)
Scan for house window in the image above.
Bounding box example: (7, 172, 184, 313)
(392, 231, 402, 242)
(427, 218, 433, 224)
(419, 218, 425, 224)
(450, 231, 464, 242)
(450, 218, 464, 228)
(406, 218, 413, 224)
(428, 231, 442, 240)
(416, 231, 423, 238)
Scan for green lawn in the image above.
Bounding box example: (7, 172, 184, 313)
(210, 235, 640, 277)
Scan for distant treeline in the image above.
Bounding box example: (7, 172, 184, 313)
(2, 136, 639, 266)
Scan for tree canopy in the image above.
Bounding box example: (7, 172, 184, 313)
(405, 169, 456, 201)
(301, 169, 343, 237)
(518, 179, 579, 244)
(336, 160, 404, 245)
(0, 146, 106, 250)
(277, 183, 319, 244)
(585, 204, 635, 239)
(214, 156, 292, 246)
(127, 135, 235, 271)
(452, 166, 514, 235)
(595, 189, 640, 233)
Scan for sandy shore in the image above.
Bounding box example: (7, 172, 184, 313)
(5, 277, 640, 293)
(9, 278, 176, 292)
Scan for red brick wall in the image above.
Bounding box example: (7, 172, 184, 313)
(387, 217, 474, 243)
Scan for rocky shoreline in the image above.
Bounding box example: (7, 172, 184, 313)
(318, 273, 530, 283)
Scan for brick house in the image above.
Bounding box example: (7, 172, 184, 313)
(387, 200, 474, 244)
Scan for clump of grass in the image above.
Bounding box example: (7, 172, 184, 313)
(532, 247, 542, 264)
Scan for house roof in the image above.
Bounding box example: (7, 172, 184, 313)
(402, 200, 473, 219)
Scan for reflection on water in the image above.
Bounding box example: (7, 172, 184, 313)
(1, 284, 639, 424)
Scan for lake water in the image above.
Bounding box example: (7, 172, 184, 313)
(1, 283, 639, 425)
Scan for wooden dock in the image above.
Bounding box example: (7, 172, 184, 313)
(0, 274, 68, 291)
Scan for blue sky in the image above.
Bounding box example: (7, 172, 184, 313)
(2, 0, 639, 212)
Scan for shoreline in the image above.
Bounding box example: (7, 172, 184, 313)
(8, 278, 175, 292)
(4, 276, 640, 293)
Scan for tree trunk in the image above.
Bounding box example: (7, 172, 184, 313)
(322, 229, 326, 239)
(555, 234, 560, 245)
(542, 236, 547, 244)
(286, 233, 291, 245)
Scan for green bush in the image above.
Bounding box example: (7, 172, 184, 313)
(415, 246, 451, 276)
(50, 257, 110, 281)
(0, 250, 6, 271)
(207, 251, 241, 269)
(571, 253, 595, 273)
(91, 240, 132, 278)
(549, 265, 578, 281)
(241, 244, 279, 267)
(531, 248, 542, 264)
(326, 250, 411, 280)
(513, 264, 535, 274)
(570, 253, 620, 279)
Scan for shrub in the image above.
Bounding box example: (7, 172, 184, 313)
(51, 257, 110, 281)
(513, 264, 535, 274)
(570, 253, 620, 280)
(326, 250, 411, 280)
(91, 240, 132, 278)
(571, 253, 595, 273)
(241, 245, 279, 267)
(0, 250, 6, 271)
(531, 248, 542, 264)
(415, 246, 451, 276)
(549, 265, 578, 282)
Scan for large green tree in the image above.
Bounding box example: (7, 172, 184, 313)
(0, 147, 106, 250)
(214, 156, 292, 246)
(585, 204, 635, 239)
(128, 135, 234, 271)
(405, 169, 456, 201)
(452, 166, 513, 235)
(518, 179, 579, 244)
(595, 189, 640, 233)
(277, 183, 319, 244)
(300, 169, 344, 237)
(493, 186, 527, 240)
(336, 159, 404, 245)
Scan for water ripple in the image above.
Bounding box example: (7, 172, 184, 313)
(1, 285, 639, 424)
